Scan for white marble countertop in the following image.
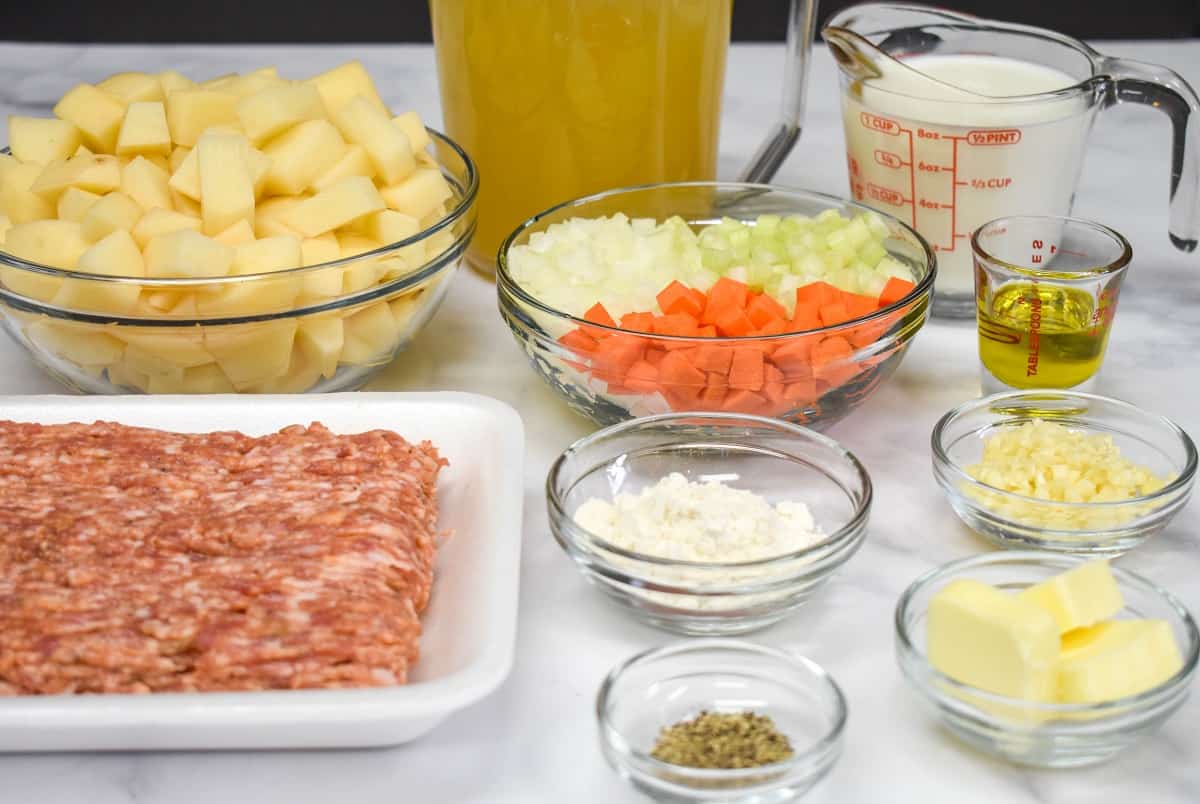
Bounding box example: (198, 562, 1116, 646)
(1, 38, 1198, 804)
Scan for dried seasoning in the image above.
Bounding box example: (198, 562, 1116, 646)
(649, 710, 794, 770)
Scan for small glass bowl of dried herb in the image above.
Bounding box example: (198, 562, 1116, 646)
(596, 639, 847, 802)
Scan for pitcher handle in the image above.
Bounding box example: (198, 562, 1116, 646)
(1098, 56, 1200, 252)
(738, 0, 819, 183)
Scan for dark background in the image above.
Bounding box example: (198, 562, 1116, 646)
(2, 1, 1197, 43)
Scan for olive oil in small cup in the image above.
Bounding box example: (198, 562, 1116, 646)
(973, 216, 1130, 393)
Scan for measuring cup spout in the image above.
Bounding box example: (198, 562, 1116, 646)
(1095, 56, 1200, 252)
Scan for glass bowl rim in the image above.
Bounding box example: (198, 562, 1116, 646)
(595, 638, 848, 781)
(0, 127, 479, 326)
(495, 180, 937, 343)
(546, 411, 873, 571)
(894, 551, 1200, 717)
(930, 390, 1198, 511)
(970, 215, 1132, 279)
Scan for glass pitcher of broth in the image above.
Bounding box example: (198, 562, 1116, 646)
(430, 0, 818, 273)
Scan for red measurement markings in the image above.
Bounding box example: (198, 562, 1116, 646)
(874, 149, 905, 168)
(860, 112, 901, 135)
(967, 129, 1022, 146)
(867, 183, 908, 207)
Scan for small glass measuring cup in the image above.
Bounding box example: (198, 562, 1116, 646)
(973, 216, 1131, 394)
(824, 3, 1200, 319)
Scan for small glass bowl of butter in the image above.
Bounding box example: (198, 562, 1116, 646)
(932, 391, 1197, 555)
(546, 412, 872, 635)
(895, 552, 1199, 768)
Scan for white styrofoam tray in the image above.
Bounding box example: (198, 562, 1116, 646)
(0, 392, 524, 751)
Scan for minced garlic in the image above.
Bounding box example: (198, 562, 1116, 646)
(964, 419, 1171, 530)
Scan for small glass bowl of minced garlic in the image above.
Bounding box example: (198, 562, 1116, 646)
(596, 639, 847, 802)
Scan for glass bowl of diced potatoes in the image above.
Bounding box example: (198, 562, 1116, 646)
(0, 62, 477, 393)
(895, 552, 1199, 768)
(932, 391, 1197, 555)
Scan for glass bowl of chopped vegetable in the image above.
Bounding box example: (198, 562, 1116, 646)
(597, 639, 847, 802)
(497, 182, 934, 428)
(547, 412, 871, 635)
(932, 391, 1197, 555)
(895, 552, 1199, 768)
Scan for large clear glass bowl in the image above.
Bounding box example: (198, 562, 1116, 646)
(497, 182, 934, 429)
(0, 129, 477, 394)
(896, 552, 1199, 768)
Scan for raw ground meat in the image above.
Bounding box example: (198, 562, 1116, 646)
(0, 420, 447, 695)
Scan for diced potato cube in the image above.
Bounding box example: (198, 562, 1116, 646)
(261, 119, 345, 196)
(131, 207, 202, 248)
(196, 273, 301, 316)
(237, 83, 326, 144)
(30, 154, 122, 197)
(107, 361, 151, 392)
(165, 89, 239, 147)
(28, 320, 125, 367)
(8, 117, 82, 164)
(336, 232, 380, 258)
(300, 233, 341, 266)
(56, 187, 101, 222)
(296, 315, 344, 378)
(0, 162, 54, 223)
(170, 189, 201, 216)
(75, 228, 145, 276)
(341, 262, 380, 294)
(340, 301, 399, 364)
(115, 101, 172, 156)
(307, 61, 388, 116)
(331, 96, 416, 185)
(124, 344, 186, 384)
(168, 146, 191, 173)
(204, 320, 298, 389)
(144, 229, 233, 278)
(231, 235, 301, 275)
(245, 346, 324, 393)
(81, 191, 142, 241)
(390, 289, 425, 329)
(391, 111, 431, 151)
(158, 70, 196, 96)
(54, 230, 144, 313)
(3, 220, 89, 269)
(53, 83, 126, 153)
(0, 265, 60, 302)
(355, 210, 423, 269)
(281, 176, 384, 237)
(254, 196, 304, 238)
(167, 145, 200, 200)
(98, 72, 165, 104)
(73, 144, 94, 158)
(197, 133, 255, 235)
(121, 156, 172, 212)
(0, 214, 10, 244)
(311, 144, 372, 191)
(168, 362, 236, 393)
(117, 328, 212, 367)
(222, 72, 288, 100)
(380, 167, 453, 220)
(213, 219, 256, 246)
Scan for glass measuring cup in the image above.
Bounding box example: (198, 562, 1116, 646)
(973, 215, 1131, 394)
(823, 3, 1200, 319)
(430, 0, 818, 274)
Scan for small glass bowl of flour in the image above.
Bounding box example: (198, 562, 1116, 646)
(548, 412, 873, 635)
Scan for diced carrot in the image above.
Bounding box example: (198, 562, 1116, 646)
(620, 312, 656, 333)
(584, 302, 616, 328)
(770, 338, 814, 378)
(713, 307, 754, 337)
(746, 293, 789, 328)
(819, 303, 853, 327)
(790, 300, 821, 332)
(694, 344, 733, 374)
(879, 277, 916, 307)
(699, 384, 727, 409)
(658, 350, 707, 391)
(644, 346, 667, 366)
(842, 292, 879, 319)
(653, 312, 700, 338)
(696, 325, 717, 337)
(666, 385, 702, 410)
(847, 320, 888, 348)
(812, 335, 859, 385)
(763, 379, 786, 405)
(657, 280, 704, 317)
(753, 320, 788, 337)
(795, 281, 841, 307)
(688, 287, 707, 311)
(765, 364, 784, 384)
(783, 378, 819, 404)
(708, 277, 750, 310)
(721, 389, 767, 414)
(624, 359, 660, 394)
(592, 334, 645, 379)
(706, 371, 729, 390)
(728, 347, 765, 391)
(559, 329, 598, 354)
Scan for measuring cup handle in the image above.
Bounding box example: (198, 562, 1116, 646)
(1099, 56, 1200, 252)
(738, 0, 819, 183)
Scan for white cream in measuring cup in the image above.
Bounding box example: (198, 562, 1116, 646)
(840, 54, 1089, 304)
(825, 4, 1200, 319)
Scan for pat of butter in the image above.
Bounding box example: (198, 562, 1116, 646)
(928, 579, 1058, 702)
(1058, 619, 1184, 704)
(1017, 560, 1123, 634)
